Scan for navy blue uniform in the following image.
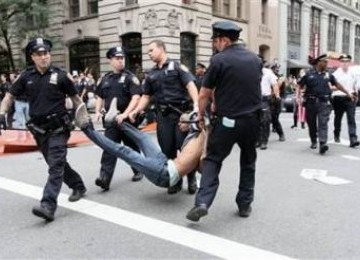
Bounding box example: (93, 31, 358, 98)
(195, 44, 262, 210)
(95, 70, 142, 185)
(10, 66, 86, 212)
(143, 59, 196, 192)
(298, 69, 336, 146)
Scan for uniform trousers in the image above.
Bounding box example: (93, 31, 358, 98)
(195, 114, 259, 209)
(157, 111, 196, 183)
(34, 131, 85, 211)
(305, 100, 332, 144)
(259, 98, 271, 145)
(100, 124, 141, 182)
(332, 96, 357, 140)
(270, 98, 284, 136)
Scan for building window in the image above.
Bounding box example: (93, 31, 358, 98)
(288, 0, 301, 33)
(87, 0, 98, 15)
(236, 0, 242, 18)
(328, 14, 337, 51)
(121, 33, 142, 76)
(69, 0, 80, 18)
(69, 40, 99, 79)
(309, 7, 321, 58)
(182, 0, 191, 4)
(180, 32, 196, 74)
(261, 0, 268, 24)
(355, 25, 360, 63)
(212, 0, 220, 14)
(343, 20, 351, 54)
(125, 0, 138, 6)
(223, 0, 230, 16)
(25, 0, 48, 28)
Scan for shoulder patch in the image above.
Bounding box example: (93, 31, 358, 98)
(180, 64, 189, 73)
(132, 76, 140, 86)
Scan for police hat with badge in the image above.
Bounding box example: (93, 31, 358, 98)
(338, 54, 352, 62)
(106, 46, 125, 59)
(313, 53, 329, 64)
(211, 21, 242, 41)
(26, 38, 52, 55)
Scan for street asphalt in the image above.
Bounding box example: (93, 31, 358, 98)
(1, 110, 360, 259)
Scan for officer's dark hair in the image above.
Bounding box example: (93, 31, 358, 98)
(149, 40, 166, 52)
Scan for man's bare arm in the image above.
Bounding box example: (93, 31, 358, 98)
(0, 92, 15, 115)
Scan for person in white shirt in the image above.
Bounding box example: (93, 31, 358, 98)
(258, 64, 282, 150)
(332, 54, 359, 147)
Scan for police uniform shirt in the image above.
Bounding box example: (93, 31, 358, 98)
(95, 70, 142, 112)
(332, 68, 356, 96)
(261, 68, 277, 96)
(143, 59, 194, 105)
(202, 44, 262, 118)
(298, 69, 337, 97)
(10, 66, 77, 117)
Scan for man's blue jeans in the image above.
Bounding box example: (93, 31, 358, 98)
(83, 122, 170, 187)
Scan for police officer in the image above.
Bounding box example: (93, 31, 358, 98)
(0, 38, 87, 221)
(297, 54, 355, 154)
(94, 46, 143, 190)
(195, 63, 206, 91)
(186, 21, 262, 222)
(129, 40, 199, 195)
(332, 54, 359, 147)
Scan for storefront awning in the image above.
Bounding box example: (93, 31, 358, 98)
(287, 59, 311, 69)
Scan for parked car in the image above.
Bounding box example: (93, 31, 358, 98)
(282, 91, 296, 112)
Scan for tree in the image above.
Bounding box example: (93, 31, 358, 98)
(0, 0, 49, 72)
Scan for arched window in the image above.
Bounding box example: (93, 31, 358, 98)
(121, 33, 142, 78)
(69, 40, 99, 79)
(180, 32, 196, 74)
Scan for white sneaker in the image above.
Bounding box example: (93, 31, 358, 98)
(74, 103, 90, 129)
(104, 98, 119, 124)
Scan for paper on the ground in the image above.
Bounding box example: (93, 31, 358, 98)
(300, 169, 327, 180)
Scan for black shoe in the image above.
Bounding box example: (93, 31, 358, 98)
(187, 175, 197, 195)
(132, 172, 143, 182)
(68, 187, 87, 202)
(239, 204, 252, 218)
(260, 143, 267, 150)
(334, 136, 340, 143)
(319, 144, 329, 155)
(279, 135, 285, 142)
(310, 143, 317, 149)
(95, 177, 110, 191)
(186, 204, 208, 222)
(291, 125, 297, 129)
(301, 123, 305, 129)
(167, 179, 183, 194)
(255, 141, 261, 148)
(272, 128, 276, 133)
(350, 140, 360, 148)
(32, 205, 55, 222)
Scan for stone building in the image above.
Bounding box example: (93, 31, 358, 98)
(2, 0, 280, 79)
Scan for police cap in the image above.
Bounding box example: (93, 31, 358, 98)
(26, 38, 52, 55)
(338, 54, 352, 61)
(106, 46, 125, 59)
(211, 21, 242, 41)
(314, 54, 328, 63)
(196, 63, 206, 69)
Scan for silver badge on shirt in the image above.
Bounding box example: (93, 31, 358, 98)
(49, 72, 58, 85)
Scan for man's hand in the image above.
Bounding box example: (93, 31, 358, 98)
(115, 114, 127, 125)
(129, 110, 139, 123)
(0, 114, 7, 135)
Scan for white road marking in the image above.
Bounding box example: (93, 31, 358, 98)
(300, 169, 352, 185)
(342, 155, 360, 161)
(0, 176, 292, 260)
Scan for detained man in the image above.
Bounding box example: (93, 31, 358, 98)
(74, 99, 206, 188)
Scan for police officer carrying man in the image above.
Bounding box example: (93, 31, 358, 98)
(332, 54, 359, 147)
(0, 38, 87, 221)
(297, 54, 355, 154)
(94, 46, 143, 190)
(186, 21, 262, 222)
(129, 39, 199, 194)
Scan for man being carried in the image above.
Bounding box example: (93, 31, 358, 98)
(74, 99, 206, 188)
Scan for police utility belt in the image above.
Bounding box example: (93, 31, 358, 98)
(156, 102, 191, 116)
(304, 95, 330, 104)
(26, 112, 73, 136)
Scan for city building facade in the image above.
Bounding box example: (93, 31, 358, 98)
(279, 0, 360, 76)
(1, 0, 282, 79)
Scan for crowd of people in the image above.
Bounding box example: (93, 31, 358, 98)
(0, 20, 359, 223)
